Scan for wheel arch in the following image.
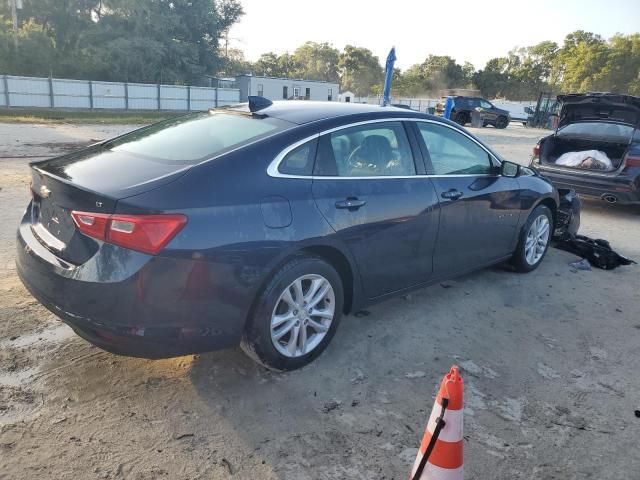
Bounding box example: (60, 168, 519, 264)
(300, 245, 355, 315)
(536, 196, 558, 228)
(244, 241, 360, 333)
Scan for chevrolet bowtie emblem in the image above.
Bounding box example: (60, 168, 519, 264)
(40, 185, 51, 198)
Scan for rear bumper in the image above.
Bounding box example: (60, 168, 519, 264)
(536, 167, 640, 205)
(16, 211, 247, 358)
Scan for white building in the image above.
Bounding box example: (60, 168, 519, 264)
(338, 91, 355, 103)
(235, 75, 339, 103)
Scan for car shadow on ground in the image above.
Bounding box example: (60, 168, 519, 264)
(579, 197, 639, 218)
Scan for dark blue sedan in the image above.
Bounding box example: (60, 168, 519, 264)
(17, 98, 568, 370)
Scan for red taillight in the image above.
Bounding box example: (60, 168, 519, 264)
(624, 153, 640, 168)
(71, 211, 110, 239)
(71, 211, 187, 255)
(533, 143, 540, 157)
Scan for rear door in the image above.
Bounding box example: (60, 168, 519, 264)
(311, 120, 440, 298)
(413, 121, 522, 276)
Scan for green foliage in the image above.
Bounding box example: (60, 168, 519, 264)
(392, 55, 470, 96)
(338, 45, 383, 96)
(0, 0, 244, 84)
(474, 32, 639, 100)
(0, 8, 637, 100)
(292, 42, 340, 82)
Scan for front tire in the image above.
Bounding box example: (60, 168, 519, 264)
(496, 116, 508, 129)
(454, 112, 468, 126)
(240, 256, 344, 371)
(511, 205, 553, 272)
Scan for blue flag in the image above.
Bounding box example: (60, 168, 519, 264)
(382, 47, 396, 107)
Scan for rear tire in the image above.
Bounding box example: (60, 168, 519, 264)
(240, 255, 344, 371)
(496, 116, 508, 129)
(511, 205, 553, 272)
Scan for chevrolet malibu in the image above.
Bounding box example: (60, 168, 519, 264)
(18, 99, 567, 370)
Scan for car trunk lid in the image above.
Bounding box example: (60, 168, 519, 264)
(29, 147, 191, 264)
(557, 93, 640, 129)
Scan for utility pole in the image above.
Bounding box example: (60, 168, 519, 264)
(10, 0, 18, 32)
(9, 0, 20, 47)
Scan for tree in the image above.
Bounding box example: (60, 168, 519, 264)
(291, 42, 340, 82)
(338, 46, 383, 96)
(473, 57, 510, 98)
(392, 55, 470, 97)
(220, 48, 253, 76)
(277, 53, 300, 78)
(0, 0, 244, 84)
(254, 52, 282, 77)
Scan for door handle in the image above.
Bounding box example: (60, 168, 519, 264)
(335, 198, 366, 210)
(441, 189, 463, 200)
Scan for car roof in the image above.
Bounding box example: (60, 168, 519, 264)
(223, 101, 424, 125)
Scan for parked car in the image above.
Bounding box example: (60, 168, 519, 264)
(17, 98, 578, 370)
(531, 93, 640, 205)
(493, 102, 536, 125)
(448, 96, 511, 128)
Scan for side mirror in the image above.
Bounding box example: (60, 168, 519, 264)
(501, 161, 520, 178)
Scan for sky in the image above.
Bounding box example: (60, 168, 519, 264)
(229, 0, 640, 71)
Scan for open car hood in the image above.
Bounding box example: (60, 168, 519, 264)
(557, 93, 640, 129)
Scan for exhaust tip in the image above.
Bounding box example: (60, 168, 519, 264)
(601, 194, 618, 204)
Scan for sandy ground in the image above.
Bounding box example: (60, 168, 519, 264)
(0, 121, 639, 480)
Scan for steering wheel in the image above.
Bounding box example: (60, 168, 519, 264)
(346, 145, 365, 173)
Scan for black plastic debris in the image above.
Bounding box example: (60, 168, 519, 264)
(554, 189, 581, 238)
(555, 234, 636, 270)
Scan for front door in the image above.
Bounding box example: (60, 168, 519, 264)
(413, 121, 522, 276)
(479, 99, 498, 124)
(311, 121, 440, 298)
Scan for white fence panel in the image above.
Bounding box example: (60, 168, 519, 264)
(217, 88, 240, 106)
(1, 74, 241, 111)
(128, 83, 159, 110)
(92, 81, 126, 109)
(352, 95, 440, 112)
(52, 79, 90, 108)
(160, 85, 187, 110)
(7, 75, 51, 107)
(189, 86, 216, 110)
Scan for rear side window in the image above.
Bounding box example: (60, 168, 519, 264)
(314, 122, 416, 177)
(108, 112, 291, 164)
(418, 123, 493, 175)
(278, 140, 317, 176)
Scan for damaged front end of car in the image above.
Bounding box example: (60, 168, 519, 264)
(553, 188, 581, 239)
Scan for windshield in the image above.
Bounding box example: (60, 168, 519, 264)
(107, 112, 291, 164)
(556, 121, 635, 143)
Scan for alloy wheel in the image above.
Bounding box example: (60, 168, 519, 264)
(270, 274, 335, 358)
(524, 214, 550, 265)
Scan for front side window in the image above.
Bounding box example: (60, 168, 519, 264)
(314, 122, 416, 177)
(418, 123, 494, 175)
(480, 100, 492, 109)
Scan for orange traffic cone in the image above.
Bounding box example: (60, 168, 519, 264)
(410, 366, 464, 480)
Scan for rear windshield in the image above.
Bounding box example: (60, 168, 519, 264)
(106, 112, 291, 164)
(557, 122, 635, 143)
